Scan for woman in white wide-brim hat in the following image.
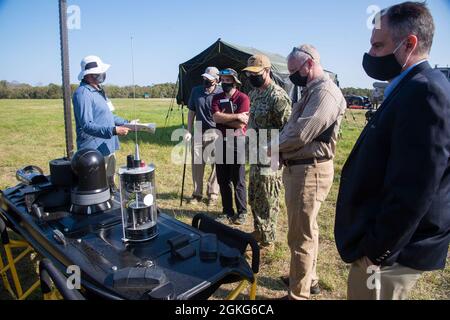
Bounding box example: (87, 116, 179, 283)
(73, 55, 131, 192)
(77, 55, 111, 82)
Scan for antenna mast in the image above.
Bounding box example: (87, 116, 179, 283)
(130, 36, 140, 161)
(58, 0, 74, 159)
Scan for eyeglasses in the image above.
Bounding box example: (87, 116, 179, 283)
(291, 47, 315, 60)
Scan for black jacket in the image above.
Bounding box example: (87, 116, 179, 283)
(335, 62, 450, 271)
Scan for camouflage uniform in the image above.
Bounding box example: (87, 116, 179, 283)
(248, 81, 291, 245)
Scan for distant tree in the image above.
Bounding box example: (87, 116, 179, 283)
(341, 87, 373, 97)
(0, 80, 10, 98)
(0, 81, 177, 99)
(47, 83, 62, 99)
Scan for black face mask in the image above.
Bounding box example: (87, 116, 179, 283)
(362, 39, 410, 81)
(94, 73, 106, 84)
(204, 79, 214, 88)
(248, 74, 265, 88)
(222, 82, 234, 93)
(289, 71, 308, 87)
(362, 53, 403, 81)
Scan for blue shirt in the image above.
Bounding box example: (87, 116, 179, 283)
(384, 60, 428, 99)
(72, 82, 128, 156)
(187, 85, 222, 132)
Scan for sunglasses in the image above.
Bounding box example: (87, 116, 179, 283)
(291, 47, 315, 60)
(219, 69, 235, 76)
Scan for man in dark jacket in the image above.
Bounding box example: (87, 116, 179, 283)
(335, 1, 450, 300)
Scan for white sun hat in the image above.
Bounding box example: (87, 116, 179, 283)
(78, 55, 111, 81)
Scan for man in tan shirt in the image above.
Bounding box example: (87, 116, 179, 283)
(271, 44, 346, 300)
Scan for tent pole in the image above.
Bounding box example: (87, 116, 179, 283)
(164, 79, 179, 128)
(58, 0, 74, 159)
(180, 105, 188, 207)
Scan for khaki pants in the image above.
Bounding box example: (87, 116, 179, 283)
(283, 160, 334, 300)
(191, 132, 219, 200)
(347, 257, 423, 300)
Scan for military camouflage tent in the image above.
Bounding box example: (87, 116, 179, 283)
(176, 38, 338, 105)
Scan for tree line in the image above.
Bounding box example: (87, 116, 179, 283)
(0, 80, 372, 100)
(0, 81, 177, 99)
(340, 87, 373, 97)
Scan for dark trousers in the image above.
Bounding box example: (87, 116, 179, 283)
(215, 139, 247, 217)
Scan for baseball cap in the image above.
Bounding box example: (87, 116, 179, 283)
(242, 54, 272, 73)
(201, 66, 220, 81)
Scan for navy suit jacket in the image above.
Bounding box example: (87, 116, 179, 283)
(335, 62, 450, 271)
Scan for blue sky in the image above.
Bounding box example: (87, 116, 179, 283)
(0, 0, 449, 88)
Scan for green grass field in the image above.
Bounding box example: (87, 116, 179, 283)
(0, 99, 448, 300)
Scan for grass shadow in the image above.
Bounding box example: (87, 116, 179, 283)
(121, 124, 184, 147)
(159, 208, 221, 221)
(211, 286, 279, 300)
(157, 192, 180, 201)
(257, 275, 287, 292)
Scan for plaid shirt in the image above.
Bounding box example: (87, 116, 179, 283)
(276, 73, 346, 160)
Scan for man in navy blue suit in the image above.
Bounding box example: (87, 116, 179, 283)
(335, 1, 450, 300)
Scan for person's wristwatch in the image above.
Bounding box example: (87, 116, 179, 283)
(113, 127, 117, 135)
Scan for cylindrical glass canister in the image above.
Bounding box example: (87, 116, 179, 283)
(118, 164, 158, 242)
